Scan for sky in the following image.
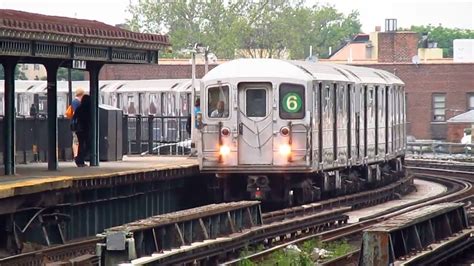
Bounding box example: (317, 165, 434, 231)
(0, 0, 472, 33)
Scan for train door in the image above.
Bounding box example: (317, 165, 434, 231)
(322, 83, 334, 166)
(237, 83, 273, 165)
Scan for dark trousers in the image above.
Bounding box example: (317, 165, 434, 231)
(76, 131, 90, 165)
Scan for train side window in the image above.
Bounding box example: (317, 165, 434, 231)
(160, 93, 165, 115)
(208, 85, 230, 118)
(149, 94, 157, 114)
(279, 83, 305, 119)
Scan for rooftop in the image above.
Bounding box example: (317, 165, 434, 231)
(0, 9, 169, 50)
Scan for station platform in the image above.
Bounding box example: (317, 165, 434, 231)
(0, 156, 199, 199)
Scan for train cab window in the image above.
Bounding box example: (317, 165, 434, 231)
(432, 93, 446, 121)
(279, 83, 305, 119)
(208, 85, 230, 118)
(246, 89, 267, 117)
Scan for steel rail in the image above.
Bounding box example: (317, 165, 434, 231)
(223, 166, 472, 265)
(318, 164, 474, 266)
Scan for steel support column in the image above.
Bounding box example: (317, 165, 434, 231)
(46, 64, 59, 170)
(87, 63, 103, 166)
(3, 61, 16, 175)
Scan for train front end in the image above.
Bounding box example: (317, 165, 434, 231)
(197, 59, 315, 203)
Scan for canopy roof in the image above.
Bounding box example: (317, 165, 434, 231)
(447, 110, 474, 123)
(0, 9, 170, 64)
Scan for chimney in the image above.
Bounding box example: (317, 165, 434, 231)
(377, 19, 419, 62)
(385, 19, 397, 32)
(375, 26, 381, 32)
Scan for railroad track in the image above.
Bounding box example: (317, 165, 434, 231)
(225, 162, 474, 265)
(0, 169, 412, 265)
(3, 160, 471, 265)
(316, 163, 474, 266)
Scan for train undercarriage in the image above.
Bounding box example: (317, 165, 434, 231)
(208, 157, 405, 208)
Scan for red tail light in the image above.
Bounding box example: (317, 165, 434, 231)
(221, 127, 230, 136)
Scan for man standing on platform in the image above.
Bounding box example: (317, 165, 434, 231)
(70, 88, 85, 159)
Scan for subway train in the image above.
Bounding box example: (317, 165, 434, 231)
(0, 79, 195, 117)
(197, 59, 406, 206)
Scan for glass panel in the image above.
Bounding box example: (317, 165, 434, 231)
(434, 102, 445, 108)
(434, 109, 445, 115)
(149, 94, 158, 114)
(469, 95, 474, 109)
(127, 95, 136, 114)
(433, 115, 445, 121)
(246, 89, 266, 117)
(433, 95, 445, 102)
(279, 83, 305, 119)
(208, 85, 230, 118)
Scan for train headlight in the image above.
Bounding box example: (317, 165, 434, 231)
(219, 145, 231, 156)
(279, 144, 291, 157)
(280, 126, 290, 136)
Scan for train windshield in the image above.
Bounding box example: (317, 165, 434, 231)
(246, 89, 266, 117)
(208, 85, 229, 118)
(279, 83, 305, 119)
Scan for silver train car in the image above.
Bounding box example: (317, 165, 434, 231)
(0, 79, 194, 118)
(197, 59, 406, 205)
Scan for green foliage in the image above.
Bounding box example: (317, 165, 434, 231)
(251, 238, 353, 265)
(408, 25, 474, 57)
(0, 65, 28, 80)
(127, 0, 361, 59)
(56, 67, 85, 81)
(322, 239, 352, 259)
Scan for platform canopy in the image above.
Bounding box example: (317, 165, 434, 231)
(0, 9, 170, 175)
(0, 9, 169, 64)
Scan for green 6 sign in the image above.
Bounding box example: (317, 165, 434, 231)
(282, 92, 302, 113)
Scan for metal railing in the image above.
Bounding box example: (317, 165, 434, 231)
(124, 115, 191, 156)
(0, 114, 191, 163)
(407, 141, 474, 159)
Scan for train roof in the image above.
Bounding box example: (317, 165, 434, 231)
(0, 80, 44, 92)
(101, 79, 192, 93)
(202, 59, 404, 86)
(202, 59, 312, 83)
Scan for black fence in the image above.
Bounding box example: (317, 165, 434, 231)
(0, 114, 191, 163)
(124, 115, 191, 155)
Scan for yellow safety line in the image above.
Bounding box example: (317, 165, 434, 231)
(0, 162, 199, 199)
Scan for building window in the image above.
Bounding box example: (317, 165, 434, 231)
(432, 94, 446, 122)
(468, 94, 474, 110)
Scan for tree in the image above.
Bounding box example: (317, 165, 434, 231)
(408, 25, 474, 57)
(127, 0, 361, 60)
(56, 68, 85, 81)
(0, 64, 28, 80)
